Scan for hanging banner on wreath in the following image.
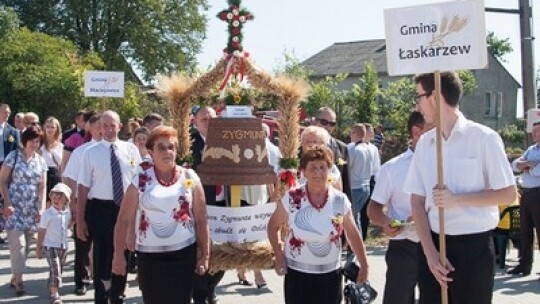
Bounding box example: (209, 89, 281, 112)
(384, 0, 487, 76)
(207, 203, 276, 243)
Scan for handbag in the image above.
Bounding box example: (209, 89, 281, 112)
(0, 149, 19, 213)
(342, 254, 378, 304)
(343, 281, 378, 304)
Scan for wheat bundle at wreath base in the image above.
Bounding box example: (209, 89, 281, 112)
(203, 242, 275, 273)
(157, 74, 194, 160)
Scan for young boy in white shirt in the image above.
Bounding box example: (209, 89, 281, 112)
(37, 183, 72, 304)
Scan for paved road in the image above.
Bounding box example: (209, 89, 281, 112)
(0, 237, 539, 303)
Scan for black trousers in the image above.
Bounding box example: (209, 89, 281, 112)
(192, 270, 225, 302)
(73, 224, 92, 288)
(418, 231, 494, 304)
(284, 267, 342, 304)
(46, 167, 61, 197)
(383, 240, 422, 304)
(517, 188, 540, 270)
(137, 244, 197, 304)
(85, 199, 127, 304)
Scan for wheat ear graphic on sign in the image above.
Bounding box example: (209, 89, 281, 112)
(429, 15, 469, 47)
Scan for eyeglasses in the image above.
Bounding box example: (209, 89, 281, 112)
(316, 118, 336, 127)
(415, 93, 431, 104)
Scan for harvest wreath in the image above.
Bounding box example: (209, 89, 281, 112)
(156, 0, 310, 272)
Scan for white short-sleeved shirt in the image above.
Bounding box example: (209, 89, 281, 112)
(133, 164, 200, 252)
(78, 140, 141, 200)
(40, 144, 64, 168)
(63, 140, 99, 198)
(282, 185, 351, 274)
(39, 206, 71, 249)
(371, 148, 418, 242)
(403, 114, 515, 235)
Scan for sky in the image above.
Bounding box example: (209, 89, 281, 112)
(196, 0, 539, 117)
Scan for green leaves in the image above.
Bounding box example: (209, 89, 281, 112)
(0, 27, 103, 125)
(486, 31, 513, 63)
(3, 0, 209, 81)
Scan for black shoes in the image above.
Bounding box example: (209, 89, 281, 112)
(237, 274, 253, 286)
(75, 285, 87, 296)
(506, 266, 531, 276)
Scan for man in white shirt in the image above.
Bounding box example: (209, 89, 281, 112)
(404, 72, 516, 304)
(367, 111, 431, 304)
(62, 113, 101, 295)
(508, 121, 540, 277)
(348, 123, 380, 233)
(76, 111, 141, 304)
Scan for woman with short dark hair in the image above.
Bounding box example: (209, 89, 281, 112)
(112, 126, 210, 304)
(0, 125, 48, 296)
(268, 145, 369, 304)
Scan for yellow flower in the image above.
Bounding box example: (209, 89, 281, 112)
(332, 215, 343, 225)
(233, 95, 242, 104)
(337, 158, 346, 166)
(7, 135, 14, 143)
(184, 179, 194, 189)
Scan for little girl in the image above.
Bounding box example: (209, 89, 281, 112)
(36, 183, 72, 304)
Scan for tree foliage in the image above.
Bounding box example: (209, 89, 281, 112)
(1, 0, 208, 81)
(0, 28, 105, 126)
(486, 31, 513, 62)
(347, 62, 380, 125)
(0, 5, 18, 38)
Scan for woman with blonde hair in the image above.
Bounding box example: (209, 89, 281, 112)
(40, 117, 63, 200)
(299, 126, 342, 191)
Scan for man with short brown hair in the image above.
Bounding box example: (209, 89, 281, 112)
(404, 72, 516, 304)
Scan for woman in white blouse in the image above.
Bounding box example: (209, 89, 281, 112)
(112, 126, 209, 304)
(268, 145, 369, 304)
(40, 117, 63, 203)
(299, 126, 342, 191)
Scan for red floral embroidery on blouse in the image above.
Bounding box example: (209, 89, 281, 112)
(138, 162, 153, 192)
(140, 161, 153, 171)
(288, 187, 305, 211)
(329, 217, 344, 245)
(172, 196, 192, 228)
(288, 229, 305, 257)
(138, 210, 149, 242)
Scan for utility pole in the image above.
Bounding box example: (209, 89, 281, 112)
(486, 0, 536, 144)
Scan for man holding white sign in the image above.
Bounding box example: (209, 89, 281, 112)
(404, 72, 516, 304)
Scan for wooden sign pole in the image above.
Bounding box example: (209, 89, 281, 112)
(434, 71, 448, 304)
(231, 185, 241, 207)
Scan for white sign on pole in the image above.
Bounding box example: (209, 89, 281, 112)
(207, 203, 276, 243)
(384, 0, 487, 76)
(526, 108, 540, 133)
(84, 71, 125, 98)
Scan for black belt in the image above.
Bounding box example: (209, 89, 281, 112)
(521, 187, 540, 193)
(432, 231, 491, 242)
(90, 198, 115, 204)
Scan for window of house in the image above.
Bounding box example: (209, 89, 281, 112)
(485, 91, 503, 117)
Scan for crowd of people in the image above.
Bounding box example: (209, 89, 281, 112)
(0, 71, 530, 304)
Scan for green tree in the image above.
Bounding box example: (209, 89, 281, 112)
(0, 28, 104, 126)
(346, 62, 380, 125)
(2, 0, 208, 81)
(0, 5, 18, 38)
(486, 31, 513, 62)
